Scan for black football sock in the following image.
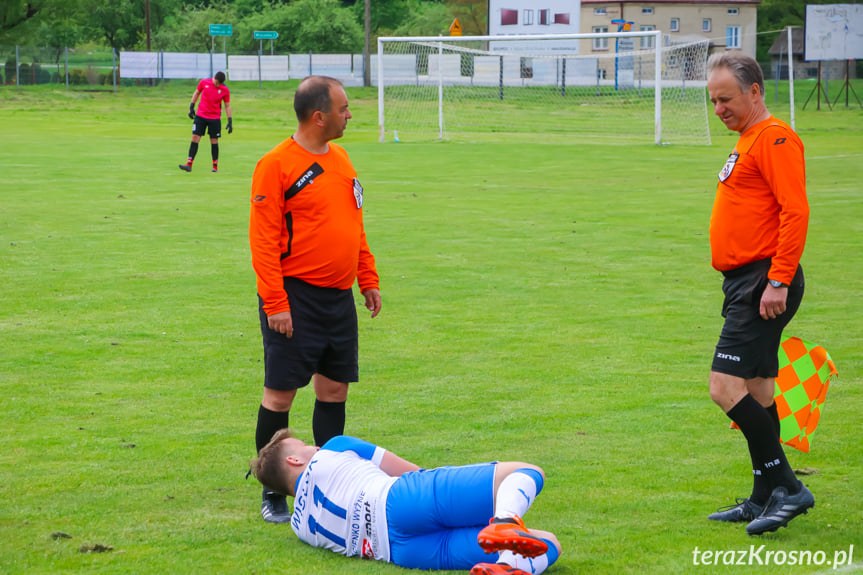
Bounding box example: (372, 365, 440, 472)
(766, 401, 781, 438)
(211, 142, 219, 162)
(313, 399, 345, 447)
(727, 394, 800, 497)
(187, 141, 198, 162)
(256, 404, 290, 454)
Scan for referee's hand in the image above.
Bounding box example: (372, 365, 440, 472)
(268, 311, 293, 338)
(188, 103, 195, 119)
(363, 289, 382, 318)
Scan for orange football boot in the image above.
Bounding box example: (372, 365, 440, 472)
(477, 515, 548, 558)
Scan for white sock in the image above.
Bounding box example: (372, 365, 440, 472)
(499, 550, 549, 574)
(495, 470, 541, 519)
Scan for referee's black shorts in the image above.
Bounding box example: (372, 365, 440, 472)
(192, 116, 221, 138)
(258, 277, 358, 391)
(712, 258, 804, 380)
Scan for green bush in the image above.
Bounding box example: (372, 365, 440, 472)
(36, 65, 51, 84)
(69, 68, 88, 85)
(18, 63, 31, 84)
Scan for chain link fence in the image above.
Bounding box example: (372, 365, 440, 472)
(1, 46, 118, 89)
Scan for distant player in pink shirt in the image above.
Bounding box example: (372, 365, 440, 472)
(179, 71, 233, 173)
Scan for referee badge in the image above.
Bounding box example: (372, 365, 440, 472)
(353, 178, 364, 209)
(718, 151, 739, 182)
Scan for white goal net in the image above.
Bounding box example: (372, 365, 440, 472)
(376, 33, 711, 145)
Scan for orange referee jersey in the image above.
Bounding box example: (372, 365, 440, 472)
(709, 116, 809, 284)
(250, 138, 379, 316)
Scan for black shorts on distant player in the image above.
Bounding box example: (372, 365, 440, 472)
(192, 116, 222, 138)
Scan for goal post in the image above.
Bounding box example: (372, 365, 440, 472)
(376, 32, 711, 146)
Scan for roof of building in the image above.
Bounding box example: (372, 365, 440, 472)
(767, 27, 804, 55)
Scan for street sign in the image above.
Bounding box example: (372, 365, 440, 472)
(449, 18, 463, 36)
(209, 24, 233, 36)
(254, 31, 278, 40)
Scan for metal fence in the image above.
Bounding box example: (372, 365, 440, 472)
(120, 50, 368, 87)
(1, 46, 118, 89)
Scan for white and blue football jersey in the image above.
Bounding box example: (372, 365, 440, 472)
(291, 436, 398, 561)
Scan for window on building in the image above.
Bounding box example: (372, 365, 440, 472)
(593, 26, 609, 50)
(726, 25, 741, 48)
(642, 7, 654, 15)
(539, 9, 550, 25)
(554, 12, 571, 24)
(501, 9, 518, 25)
(523, 9, 534, 25)
(594, 7, 607, 15)
(640, 25, 656, 48)
(703, 18, 711, 32)
(728, 7, 739, 15)
(670, 17, 680, 32)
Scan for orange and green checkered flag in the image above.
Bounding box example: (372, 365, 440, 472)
(732, 336, 838, 453)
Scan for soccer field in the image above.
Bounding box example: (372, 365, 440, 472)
(1, 82, 861, 574)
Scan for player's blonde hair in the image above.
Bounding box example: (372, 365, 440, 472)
(249, 428, 296, 496)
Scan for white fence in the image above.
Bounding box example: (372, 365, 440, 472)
(119, 51, 367, 85)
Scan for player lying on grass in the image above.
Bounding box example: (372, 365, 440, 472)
(250, 429, 561, 574)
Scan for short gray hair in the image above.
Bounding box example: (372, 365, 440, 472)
(707, 52, 765, 100)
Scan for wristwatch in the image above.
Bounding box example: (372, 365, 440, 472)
(768, 279, 788, 288)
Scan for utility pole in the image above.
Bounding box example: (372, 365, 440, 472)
(145, 0, 151, 51)
(363, 0, 371, 87)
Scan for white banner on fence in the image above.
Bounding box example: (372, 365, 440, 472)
(119, 51, 369, 84)
(228, 55, 290, 81)
(120, 52, 227, 79)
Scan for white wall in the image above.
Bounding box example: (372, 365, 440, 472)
(488, 0, 582, 52)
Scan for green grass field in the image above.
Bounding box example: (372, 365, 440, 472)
(1, 81, 861, 574)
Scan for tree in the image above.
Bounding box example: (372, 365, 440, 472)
(81, 0, 145, 52)
(235, 0, 362, 53)
(394, 3, 452, 37)
(278, 0, 363, 53)
(153, 4, 239, 52)
(351, 0, 411, 35)
(445, 0, 486, 35)
(0, 0, 79, 44)
(1, 1, 42, 35)
(36, 17, 83, 69)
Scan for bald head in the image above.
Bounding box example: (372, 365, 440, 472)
(294, 76, 344, 123)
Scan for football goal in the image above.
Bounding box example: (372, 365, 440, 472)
(376, 32, 711, 145)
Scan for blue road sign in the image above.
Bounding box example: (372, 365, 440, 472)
(209, 24, 233, 36)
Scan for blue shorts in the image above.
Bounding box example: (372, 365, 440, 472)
(386, 462, 497, 570)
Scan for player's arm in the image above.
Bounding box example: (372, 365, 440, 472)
(225, 101, 233, 133)
(188, 88, 201, 118)
(324, 436, 421, 476)
(379, 451, 421, 477)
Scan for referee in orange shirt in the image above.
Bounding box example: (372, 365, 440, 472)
(248, 76, 382, 523)
(704, 53, 812, 535)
